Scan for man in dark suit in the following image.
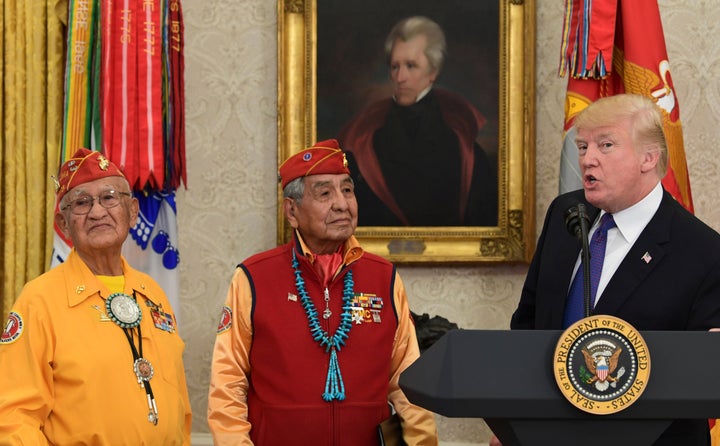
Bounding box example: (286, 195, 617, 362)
(509, 94, 720, 446)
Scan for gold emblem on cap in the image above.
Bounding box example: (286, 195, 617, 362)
(98, 155, 110, 171)
(51, 175, 61, 193)
(342, 153, 348, 168)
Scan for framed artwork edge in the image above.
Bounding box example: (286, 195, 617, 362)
(277, 0, 536, 264)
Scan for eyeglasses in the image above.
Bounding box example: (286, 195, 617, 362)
(61, 190, 132, 215)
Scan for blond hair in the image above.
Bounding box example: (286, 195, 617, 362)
(574, 94, 668, 176)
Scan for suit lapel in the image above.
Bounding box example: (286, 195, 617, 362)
(593, 193, 673, 316)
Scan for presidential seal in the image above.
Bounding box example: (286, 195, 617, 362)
(554, 315, 650, 415)
(106, 293, 142, 328)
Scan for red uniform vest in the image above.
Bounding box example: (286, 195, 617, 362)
(242, 241, 399, 446)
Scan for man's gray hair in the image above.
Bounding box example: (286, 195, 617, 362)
(384, 16, 446, 73)
(283, 177, 305, 203)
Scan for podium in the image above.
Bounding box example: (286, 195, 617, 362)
(399, 329, 720, 446)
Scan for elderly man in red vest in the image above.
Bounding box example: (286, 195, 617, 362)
(208, 139, 438, 445)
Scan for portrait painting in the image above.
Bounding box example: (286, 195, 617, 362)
(277, 0, 536, 263)
(317, 1, 499, 228)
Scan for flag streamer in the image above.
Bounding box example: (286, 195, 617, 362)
(58, 0, 186, 205)
(61, 0, 100, 161)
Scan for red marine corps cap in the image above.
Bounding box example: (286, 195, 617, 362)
(54, 148, 127, 205)
(278, 139, 350, 189)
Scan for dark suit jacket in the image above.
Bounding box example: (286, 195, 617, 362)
(511, 188, 720, 445)
(513, 188, 720, 331)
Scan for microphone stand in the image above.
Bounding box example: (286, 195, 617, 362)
(577, 204, 592, 318)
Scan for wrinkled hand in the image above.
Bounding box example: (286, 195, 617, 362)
(489, 434, 502, 446)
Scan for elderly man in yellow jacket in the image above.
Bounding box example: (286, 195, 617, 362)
(0, 148, 191, 445)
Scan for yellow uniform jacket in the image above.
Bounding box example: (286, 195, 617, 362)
(0, 249, 192, 445)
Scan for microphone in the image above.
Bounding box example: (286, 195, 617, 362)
(565, 205, 589, 239)
(565, 203, 592, 319)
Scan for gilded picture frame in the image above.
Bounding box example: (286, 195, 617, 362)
(277, 0, 535, 263)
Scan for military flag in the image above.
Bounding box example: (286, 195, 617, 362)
(54, 0, 186, 323)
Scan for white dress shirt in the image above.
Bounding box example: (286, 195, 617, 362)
(570, 182, 663, 307)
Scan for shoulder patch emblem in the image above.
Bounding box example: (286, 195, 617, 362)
(217, 306, 233, 334)
(1, 311, 24, 344)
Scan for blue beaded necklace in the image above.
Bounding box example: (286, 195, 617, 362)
(292, 250, 354, 401)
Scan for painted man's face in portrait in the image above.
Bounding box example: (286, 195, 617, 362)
(389, 35, 438, 106)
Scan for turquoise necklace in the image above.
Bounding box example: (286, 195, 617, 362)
(292, 250, 354, 401)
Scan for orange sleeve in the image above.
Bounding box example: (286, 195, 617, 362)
(0, 298, 54, 445)
(207, 267, 255, 445)
(387, 272, 439, 446)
